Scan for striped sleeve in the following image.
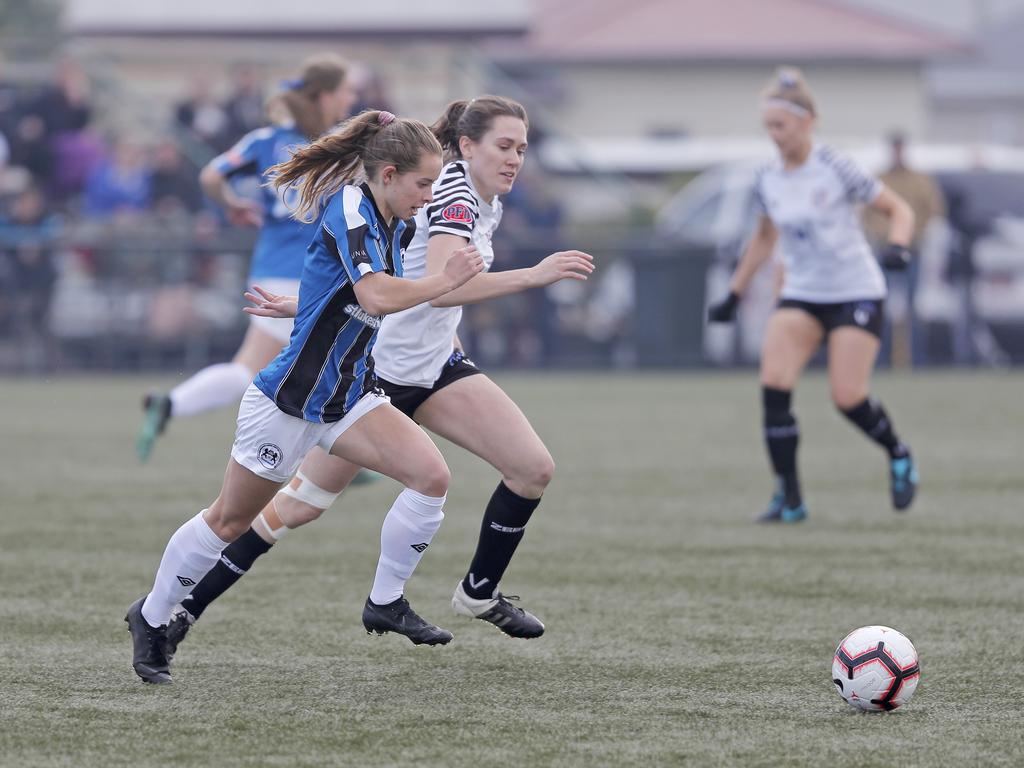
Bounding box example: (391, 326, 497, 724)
(322, 188, 388, 284)
(819, 145, 882, 204)
(425, 164, 479, 239)
(210, 127, 274, 178)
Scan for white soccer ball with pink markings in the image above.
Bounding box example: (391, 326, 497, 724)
(832, 625, 920, 711)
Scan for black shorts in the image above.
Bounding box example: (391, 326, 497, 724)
(377, 351, 484, 420)
(777, 299, 885, 339)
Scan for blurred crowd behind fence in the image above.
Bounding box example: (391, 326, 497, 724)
(3, 48, 1024, 375)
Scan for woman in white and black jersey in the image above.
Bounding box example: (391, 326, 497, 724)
(160, 96, 594, 650)
(708, 67, 919, 523)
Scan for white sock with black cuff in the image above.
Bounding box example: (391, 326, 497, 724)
(369, 489, 446, 605)
(169, 362, 253, 418)
(141, 511, 231, 628)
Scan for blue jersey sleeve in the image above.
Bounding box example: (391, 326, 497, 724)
(321, 221, 388, 285)
(210, 127, 275, 178)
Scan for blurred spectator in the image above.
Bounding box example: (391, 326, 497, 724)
(33, 58, 92, 134)
(175, 76, 229, 151)
(149, 138, 203, 214)
(8, 112, 52, 182)
(83, 140, 151, 217)
(222, 63, 265, 141)
(864, 132, 946, 369)
(0, 183, 60, 368)
(864, 132, 945, 248)
(350, 66, 394, 114)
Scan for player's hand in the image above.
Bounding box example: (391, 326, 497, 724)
(531, 250, 595, 286)
(707, 291, 740, 323)
(443, 244, 485, 289)
(243, 285, 298, 318)
(880, 243, 912, 271)
(226, 200, 263, 228)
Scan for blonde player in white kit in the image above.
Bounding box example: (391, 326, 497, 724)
(161, 96, 593, 651)
(708, 67, 919, 523)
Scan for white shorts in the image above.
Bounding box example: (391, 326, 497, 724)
(247, 278, 300, 344)
(231, 383, 390, 483)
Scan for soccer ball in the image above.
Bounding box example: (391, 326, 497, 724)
(832, 625, 920, 711)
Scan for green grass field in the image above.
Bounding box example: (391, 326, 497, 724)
(2, 371, 1023, 767)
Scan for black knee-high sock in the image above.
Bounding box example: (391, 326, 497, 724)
(180, 527, 272, 619)
(462, 482, 540, 600)
(763, 386, 802, 507)
(840, 398, 908, 458)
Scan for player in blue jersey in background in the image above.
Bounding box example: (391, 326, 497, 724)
(125, 110, 485, 684)
(136, 54, 356, 461)
(707, 67, 919, 523)
(158, 97, 594, 655)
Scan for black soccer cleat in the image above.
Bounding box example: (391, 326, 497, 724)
(361, 596, 453, 646)
(889, 453, 919, 511)
(164, 604, 196, 661)
(125, 597, 172, 684)
(451, 582, 545, 639)
(136, 393, 172, 462)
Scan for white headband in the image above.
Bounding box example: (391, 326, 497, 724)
(762, 98, 812, 118)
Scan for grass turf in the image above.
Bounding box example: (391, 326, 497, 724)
(1, 371, 1022, 767)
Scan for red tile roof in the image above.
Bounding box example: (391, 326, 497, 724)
(492, 0, 969, 61)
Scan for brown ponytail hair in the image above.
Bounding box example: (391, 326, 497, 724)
(269, 110, 442, 222)
(430, 95, 528, 162)
(762, 66, 817, 117)
(274, 53, 348, 140)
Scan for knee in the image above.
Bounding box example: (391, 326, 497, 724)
(204, 504, 251, 542)
(831, 386, 867, 412)
(524, 453, 556, 493)
(502, 450, 555, 499)
(274, 493, 326, 528)
(410, 458, 450, 498)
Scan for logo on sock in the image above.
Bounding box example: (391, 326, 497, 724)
(489, 522, 526, 534)
(176, 575, 196, 587)
(467, 573, 490, 590)
(410, 542, 429, 553)
(257, 442, 283, 469)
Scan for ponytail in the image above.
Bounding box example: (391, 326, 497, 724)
(269, 110, 441, 222)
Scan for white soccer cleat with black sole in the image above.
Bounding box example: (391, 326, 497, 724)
(451, 581, 545, 639)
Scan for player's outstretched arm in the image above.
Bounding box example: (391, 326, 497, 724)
(427, 233, 594, 308)
(354, 244, 484, 316)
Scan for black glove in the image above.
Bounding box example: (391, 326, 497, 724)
(707, 291, 740, 323)
(880, 243, 912, 271)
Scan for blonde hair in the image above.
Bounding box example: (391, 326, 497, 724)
(273, 53, 349, 140)
(762, 66, 817, 117)
(268, 110, 441, 222)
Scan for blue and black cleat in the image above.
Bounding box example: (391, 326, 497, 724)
(889, 454, 919, 511)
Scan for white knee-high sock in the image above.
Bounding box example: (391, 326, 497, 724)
(369, 489, 446, 605)
(169, 362, 253, 418)
(141, 511, 230, 627)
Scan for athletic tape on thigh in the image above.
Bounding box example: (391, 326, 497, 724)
(278, 470, 342, 510)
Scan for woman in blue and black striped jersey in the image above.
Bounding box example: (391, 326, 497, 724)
(708, 67, 919, 523)
(136, 54, 356, 461)
(158, 96, 595, 652)
(125, 110, 485, 684)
